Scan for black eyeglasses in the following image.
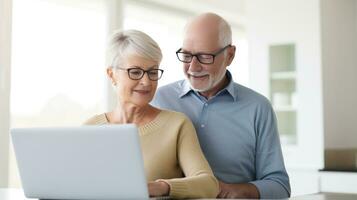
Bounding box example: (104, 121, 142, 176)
(176, 45, 231, 64)
(116, 67, 164, 81)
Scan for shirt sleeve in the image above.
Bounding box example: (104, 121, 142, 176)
(158, 115, 219, 199)
(250, 100, 291, 199)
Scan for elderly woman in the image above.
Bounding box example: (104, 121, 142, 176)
(84, 30, 218, 199)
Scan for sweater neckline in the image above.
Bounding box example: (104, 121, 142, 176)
(138, 110, 169, 134)
(101, 110, 170, 135)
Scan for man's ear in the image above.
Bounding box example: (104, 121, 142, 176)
(226, 45, 236, 66)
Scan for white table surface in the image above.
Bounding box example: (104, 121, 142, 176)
(1, 188, 357, 200)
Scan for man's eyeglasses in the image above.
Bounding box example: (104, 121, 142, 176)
(116, 67, 164, 81)
(176, 44, 231, 64)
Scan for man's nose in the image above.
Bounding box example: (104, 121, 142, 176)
(188, 56, 203, 72)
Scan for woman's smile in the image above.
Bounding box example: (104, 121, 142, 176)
(133, 89, 151, 95)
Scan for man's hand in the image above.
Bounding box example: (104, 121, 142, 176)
(148, 181, 170, 197)
(217, 181, 260, 199)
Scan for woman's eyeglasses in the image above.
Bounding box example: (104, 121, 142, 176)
(116, 67, 164, 81)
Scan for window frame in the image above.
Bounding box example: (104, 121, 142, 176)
(0, 0, 13, 188)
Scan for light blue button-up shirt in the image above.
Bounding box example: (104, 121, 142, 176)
(151, 71, 291, 199)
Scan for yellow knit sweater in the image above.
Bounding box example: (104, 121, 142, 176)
(84, 110, 219, 199)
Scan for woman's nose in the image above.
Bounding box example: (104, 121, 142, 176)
(139, 73, 152, 85)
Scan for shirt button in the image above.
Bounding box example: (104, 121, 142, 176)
(204, 103, 208, 107)
(201, 124, 205, 128)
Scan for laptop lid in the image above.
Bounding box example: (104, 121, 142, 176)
(11, 125, 149, 200)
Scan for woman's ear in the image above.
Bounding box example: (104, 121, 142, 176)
(107, 67, 117, 86)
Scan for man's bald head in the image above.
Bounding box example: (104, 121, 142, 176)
(184, 12, 232, 48)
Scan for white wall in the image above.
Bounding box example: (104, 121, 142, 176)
(0, 0, 12, 188)
(246, 0, 324, 169)
(246, 0, 323, 196)
(321, 0, 357, 149)
(140, 0, 246, 28)
(246, 0, 357, 195)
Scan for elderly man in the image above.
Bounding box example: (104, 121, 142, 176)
(152, 13, 290, 199)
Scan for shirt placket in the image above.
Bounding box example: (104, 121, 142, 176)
(198, 99, 209, 131)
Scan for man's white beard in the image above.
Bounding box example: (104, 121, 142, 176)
(189, 69, 227, 93)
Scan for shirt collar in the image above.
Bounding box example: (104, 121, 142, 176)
(224, 71, 237, 101)
(179, 70, 238, 101)
(178, 79, 192, 98)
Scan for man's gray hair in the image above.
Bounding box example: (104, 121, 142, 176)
(107, 29, 162, 68)
(218, 18, 232, 47)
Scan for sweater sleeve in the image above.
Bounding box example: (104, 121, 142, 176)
(82, 114, 108, 125)
(159, 115, 219, 199)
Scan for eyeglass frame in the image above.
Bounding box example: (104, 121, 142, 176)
(175, 44, 232, 64)
(115, 67, 164, 81)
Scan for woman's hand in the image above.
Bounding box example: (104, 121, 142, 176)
(148, 181, 170, 197)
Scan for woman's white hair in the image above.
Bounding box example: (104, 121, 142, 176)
(107, 29, 162, 68)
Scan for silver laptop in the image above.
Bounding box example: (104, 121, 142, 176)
(11, 125, 149, 199)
